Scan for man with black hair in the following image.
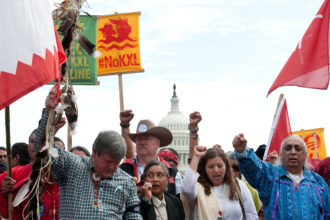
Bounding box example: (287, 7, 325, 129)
(0, 147, 7, 164)
(11, 142, 31, 167)
(0, 130, 66, 219)
(0, 161, 6, 174)
(70, 146, 90, 157)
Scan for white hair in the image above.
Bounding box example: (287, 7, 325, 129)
(280, 135, 307, 154)
(275, 135, 312, 169)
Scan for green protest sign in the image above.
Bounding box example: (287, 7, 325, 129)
(55, 15, 98, 85)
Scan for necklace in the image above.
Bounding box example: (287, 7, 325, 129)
(288, 170, 303, 189)
(91, 172, 102, 207)
(43, 178, 59, 219)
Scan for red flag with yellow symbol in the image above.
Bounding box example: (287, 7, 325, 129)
(96, 12, 143, 75)
(293, 128, 328, 160)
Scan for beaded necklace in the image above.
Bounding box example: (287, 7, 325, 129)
(43, 181, 59, 219)
(287, 170, 304, 189)
(91, 171, 102, 207)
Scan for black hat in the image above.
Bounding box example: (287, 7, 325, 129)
(255, 144, 266, 160)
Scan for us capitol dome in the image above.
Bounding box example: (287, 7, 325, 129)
(158, 84, 190, 171)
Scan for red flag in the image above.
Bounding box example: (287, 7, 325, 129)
(264, 99, 292, 161)
(268, 0, 330, 96)
(0, 0, 66, 110)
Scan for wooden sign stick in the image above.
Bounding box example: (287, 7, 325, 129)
(118, 74, 125, 111)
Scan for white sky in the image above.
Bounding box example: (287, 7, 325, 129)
(1, 0, 329, 156)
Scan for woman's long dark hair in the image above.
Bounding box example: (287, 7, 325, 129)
(197, 148, 239, 200)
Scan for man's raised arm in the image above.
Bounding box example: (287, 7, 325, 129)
(120, 109, 135, 159)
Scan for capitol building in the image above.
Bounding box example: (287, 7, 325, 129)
(158, 84, 190, 172)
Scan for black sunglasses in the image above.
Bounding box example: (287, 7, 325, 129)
(231, 164, 240, 171)
(0, 155, 7, 159)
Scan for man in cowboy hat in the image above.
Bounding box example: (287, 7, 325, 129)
(119, 109, 181, 195)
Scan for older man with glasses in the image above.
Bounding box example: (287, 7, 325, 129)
(232, 133, 330, 220)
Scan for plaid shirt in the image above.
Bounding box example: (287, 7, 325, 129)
(34, 109, 142, 219)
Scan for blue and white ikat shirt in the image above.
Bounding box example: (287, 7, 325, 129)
(235, 148, 330, 220)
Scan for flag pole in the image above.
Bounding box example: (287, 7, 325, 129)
(313, 131, 318, 159)
(264, 93, 285, 161)
(273, 93, 284, 122)
(118, 74, 124, 111)
(5, 106, 12, 220)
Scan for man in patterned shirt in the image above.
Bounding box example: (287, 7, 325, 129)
(33, 88, 142, 220)
(232, 133, 329, 219)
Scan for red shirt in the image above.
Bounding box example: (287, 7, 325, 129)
(0, 163, 59, 220)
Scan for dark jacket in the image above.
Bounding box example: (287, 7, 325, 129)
(139, 193, 185, 220)
(120, 157, 178, 195)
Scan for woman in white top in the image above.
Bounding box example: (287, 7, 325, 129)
(181, 146, 258, 220)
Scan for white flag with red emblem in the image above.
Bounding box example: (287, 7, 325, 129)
(0, 0, 66, 110)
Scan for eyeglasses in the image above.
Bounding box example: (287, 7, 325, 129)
(231, 164, 240, 172)
(0, 155, 7, 159)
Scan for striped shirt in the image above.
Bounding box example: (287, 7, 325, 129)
(34, 109, 142, 219)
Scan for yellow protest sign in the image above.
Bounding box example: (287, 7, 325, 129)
(293, 128, 327, 159)
(96, 12, 143, 75)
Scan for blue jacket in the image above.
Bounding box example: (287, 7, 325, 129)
(235, 148, 329, 220)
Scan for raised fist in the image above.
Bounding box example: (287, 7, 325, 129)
(140, 181, 152, 200)
(193, 145, 207, 158)
(120, 109, 134, 125)
(232, 133, 247, 153)
(268, 150, 279, 164)
(45, 88, 59, 110)
(189, 111, 202, 126)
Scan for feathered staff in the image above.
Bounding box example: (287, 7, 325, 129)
(26, 0, 99, 219)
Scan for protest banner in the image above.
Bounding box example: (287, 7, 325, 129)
(293, 128, 327, 159)
(96, 12, 143, 76)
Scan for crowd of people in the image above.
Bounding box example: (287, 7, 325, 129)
(0, 88, 329, 219)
